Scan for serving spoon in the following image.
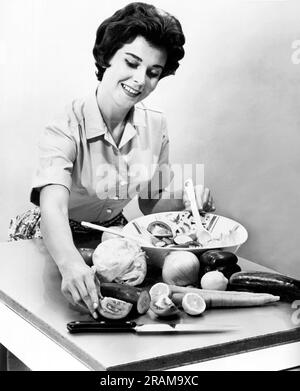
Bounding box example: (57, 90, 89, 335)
(184, 178, 212, 246)
(81, 221, 151, 247)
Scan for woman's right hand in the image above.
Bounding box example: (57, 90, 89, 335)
(60, 256, 101, 319)
(40, 185, 101, 318)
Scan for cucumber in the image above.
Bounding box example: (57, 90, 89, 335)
(100, 282, 151, 314)
(229, 271, 300, 302)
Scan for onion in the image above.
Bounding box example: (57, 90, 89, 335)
(162, 251, 200, 286)
(92, 238, 147, 286)
(200, 270, 228, 291)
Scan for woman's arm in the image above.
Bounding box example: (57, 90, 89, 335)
(40, 185, 99, 318)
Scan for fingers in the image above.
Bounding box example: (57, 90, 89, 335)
(91, 266, 103, 299)
(209, 202, 216, 212)
(64, 286, 89, 313)
(203, 194, 216, 212)
(183, 183, 216, 212)
(194, 185, 216, 212)
(84, 274, 100, 310)
(206, 189, 216, 212)
(61, 267, 100, 319)
(202, 187, 213, 212)
(77, 279, 99, 319)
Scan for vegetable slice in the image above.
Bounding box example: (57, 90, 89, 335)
(150, 296, 179, 317)
(98, 297, 133, 319)
(149, 282, 171, 302)
(182, 293, 206, 316)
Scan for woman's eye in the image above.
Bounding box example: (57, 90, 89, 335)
(125, 59, 138, 68)
(147, 70, 160, 78)
(125, 59, 161, 79)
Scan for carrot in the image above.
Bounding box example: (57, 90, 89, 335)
(169, 285, 280, 308)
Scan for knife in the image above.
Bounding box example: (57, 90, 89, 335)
(67, 320, 237, 334)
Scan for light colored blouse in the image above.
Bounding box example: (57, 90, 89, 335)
(30, 85, 173, 222)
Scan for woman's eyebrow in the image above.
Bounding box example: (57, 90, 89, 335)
(125, 52, 142, 61)
(125, 52, 164, 69)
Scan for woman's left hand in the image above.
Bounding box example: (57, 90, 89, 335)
(183, 184, 216, 213)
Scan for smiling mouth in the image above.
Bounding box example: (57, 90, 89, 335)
(121, 83, 142, 97)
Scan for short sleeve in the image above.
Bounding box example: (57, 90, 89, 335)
(142, 115, 174, 199)
(30, 113, 77, 206)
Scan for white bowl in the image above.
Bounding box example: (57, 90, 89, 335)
(122, 212, 248, 268)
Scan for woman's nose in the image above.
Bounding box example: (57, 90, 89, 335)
(133, 66, 146, 85)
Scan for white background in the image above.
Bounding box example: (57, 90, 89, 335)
(1, 0, 300, 278)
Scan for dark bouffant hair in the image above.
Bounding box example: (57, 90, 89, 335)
(93, 2, 185, 81)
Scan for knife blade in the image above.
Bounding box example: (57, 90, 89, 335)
(67, 320, 237, 334)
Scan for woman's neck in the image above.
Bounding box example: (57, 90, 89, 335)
(96, 85, 129, 132)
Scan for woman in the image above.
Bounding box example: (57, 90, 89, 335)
(9, 2, 215, 318)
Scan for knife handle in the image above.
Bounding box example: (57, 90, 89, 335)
(67, 320, 136, 334)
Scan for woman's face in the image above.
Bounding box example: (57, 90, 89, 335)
(100, 35, 167, 111)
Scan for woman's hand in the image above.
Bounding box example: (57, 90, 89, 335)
(60, 257, 101, 319)
(183, 184, 216, 212)
(40, 185, 101, 319)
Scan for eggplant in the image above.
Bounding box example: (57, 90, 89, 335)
(229, 271, 300, 302)
(199, 251, 240, 279)
(215, 264, 242, 279)
(198, 250, 238, 268)
(77, 247, 94, 266)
